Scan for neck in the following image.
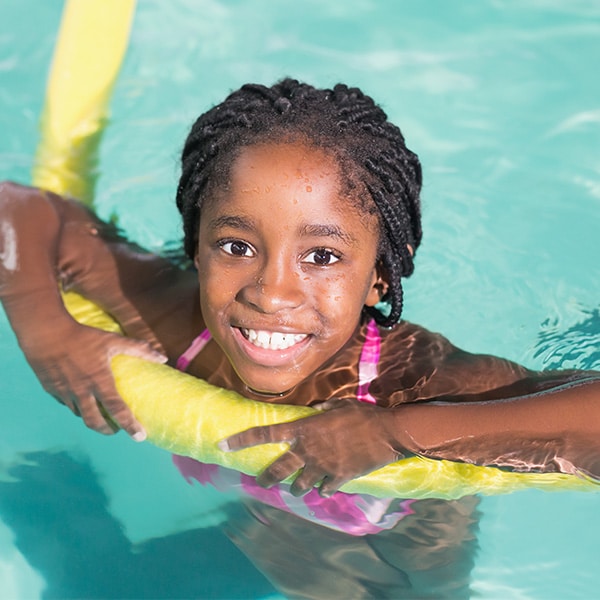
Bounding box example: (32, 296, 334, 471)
(243, 385, 294, 402)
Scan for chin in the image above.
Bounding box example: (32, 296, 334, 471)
(232, 360, 291, 390)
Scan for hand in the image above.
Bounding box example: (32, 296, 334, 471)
(21, 318, 166, 439)
(222, 398, 407, 497)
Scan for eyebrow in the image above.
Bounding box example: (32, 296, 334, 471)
(300, 224, 357, 246)
(207, 215, 255, 231)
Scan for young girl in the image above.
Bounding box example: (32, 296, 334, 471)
(1, 78, 599, 596)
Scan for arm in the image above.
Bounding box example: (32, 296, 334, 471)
(0, 181, 168, 437)
(224, 361, 600, 497)
(388, 335, 600, 474)
(396, 374, 600, 477)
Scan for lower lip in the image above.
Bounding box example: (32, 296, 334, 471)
(232, 327, 311, 367)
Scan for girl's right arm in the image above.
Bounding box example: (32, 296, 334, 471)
(0, 181, 168, 438)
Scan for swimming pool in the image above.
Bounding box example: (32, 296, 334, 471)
(1, 0, 599, 597)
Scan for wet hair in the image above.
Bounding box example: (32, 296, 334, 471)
(176, 78, 422, 326)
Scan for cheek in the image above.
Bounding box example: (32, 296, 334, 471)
(314, 272, 370, 317)
(320, 275, 348, 304)
(198, 261, 235, 312)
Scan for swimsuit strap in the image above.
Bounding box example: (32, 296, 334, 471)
(356, 319, 381, 404)
(176, 328, 212, 372)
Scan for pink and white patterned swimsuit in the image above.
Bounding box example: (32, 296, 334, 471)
(172, 319, 415, 536)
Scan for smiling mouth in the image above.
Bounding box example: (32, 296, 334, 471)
(240, 328, 308, 351)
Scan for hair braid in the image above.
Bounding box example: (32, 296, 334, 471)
(175, 78, 422, 326)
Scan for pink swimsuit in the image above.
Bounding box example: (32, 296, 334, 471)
(172, 319, 415, 536)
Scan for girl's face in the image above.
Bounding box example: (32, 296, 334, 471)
(196, 142, 384, 396)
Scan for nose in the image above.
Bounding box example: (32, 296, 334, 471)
(237, 258, 304, 314)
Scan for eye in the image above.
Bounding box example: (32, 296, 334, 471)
(219, 240, 255, 257)
(304, 248, 340, 266)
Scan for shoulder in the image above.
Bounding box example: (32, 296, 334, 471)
(372, 321, 531, 405)
(377, 320, 459, 373)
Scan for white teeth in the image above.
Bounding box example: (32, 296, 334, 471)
(241, 328, 307, 350)
(270, 332, 285, 347)
(257, 331, 270, 347)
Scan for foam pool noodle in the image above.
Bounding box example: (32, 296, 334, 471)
(32, 0, 136, 206)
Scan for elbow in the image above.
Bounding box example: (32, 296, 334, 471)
(0, 181, 40, 207)
(0, 180, 23, 195)
(0, 180, 19, 202)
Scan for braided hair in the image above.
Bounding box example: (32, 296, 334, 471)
(176, 78, 422, 327)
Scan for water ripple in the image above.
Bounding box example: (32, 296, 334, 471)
(533, 306, 600, 370)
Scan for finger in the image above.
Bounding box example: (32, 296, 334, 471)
(220, 423, 292, 452)
(51, 390, 77, 414)
(101, 393, 146, 441)
(114, 340, 168, 364)
(289, 467, 328, 497)
(78, 394, 118, 435)
(318, 476, 348, 498)
(42, 377, 77, 412)
(96, 401, 121, 434)
(256, 452, 305, 488)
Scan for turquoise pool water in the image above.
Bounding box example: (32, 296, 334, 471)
(1, 0, 599, 597)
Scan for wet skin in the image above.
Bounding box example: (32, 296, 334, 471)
(1, 172, 599, 491)
(195, 142, 383, 397)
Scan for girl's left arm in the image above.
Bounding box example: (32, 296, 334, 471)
(395, 373, 600, 479)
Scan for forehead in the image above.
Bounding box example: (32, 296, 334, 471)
(232, 142, 339, 192)
(208, 141, 377, 226)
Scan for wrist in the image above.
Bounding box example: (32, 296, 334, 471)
(381, 403, 427, 457)
(2, 287, 73, 340)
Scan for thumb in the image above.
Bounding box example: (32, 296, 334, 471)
(111, 338, 168, 364)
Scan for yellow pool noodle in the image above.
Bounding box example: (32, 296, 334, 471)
(63, 290, 599, 500)
(32, 0, 137, 205)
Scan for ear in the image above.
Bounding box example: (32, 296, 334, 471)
(364, 263, 390, 307)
